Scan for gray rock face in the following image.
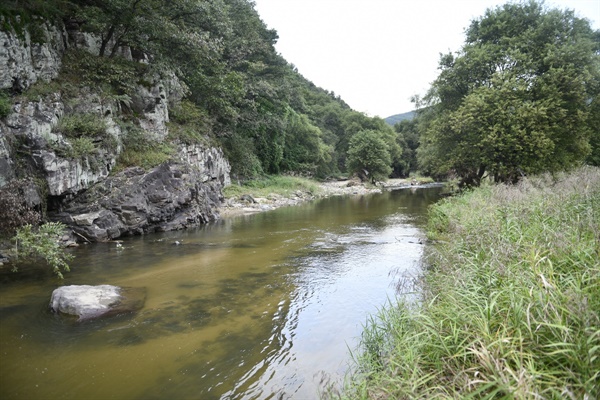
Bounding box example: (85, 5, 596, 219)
(49, 285, 146, 321)
(1, 18, 232, 241)
(55, 151, 229, 241)
(0, 92, 119, 195)
(0, 21, 66, 92)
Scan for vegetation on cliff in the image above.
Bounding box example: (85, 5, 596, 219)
(339, 166, 600, 399)
(0, 0, 401, 183)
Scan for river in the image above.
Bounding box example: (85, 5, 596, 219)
(0, 186, 444, 399)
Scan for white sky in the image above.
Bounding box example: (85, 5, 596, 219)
(253, 0, 600, 118)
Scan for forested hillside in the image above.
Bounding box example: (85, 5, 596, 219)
(384, 110, 415, 126)
(0, 0, 401, 181)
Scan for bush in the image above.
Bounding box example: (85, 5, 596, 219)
(13, 222, 73, 279)
(61, 50, 147, 98)
(0, 91, 12, 118)
(67, 137, 97, 159)
(116, 122, 174, 171)
(56, 113, 107, 138)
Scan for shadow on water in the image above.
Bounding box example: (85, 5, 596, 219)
(0, 186, 445, 400)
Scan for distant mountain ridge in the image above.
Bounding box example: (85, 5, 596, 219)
(385, 110, 415, 125)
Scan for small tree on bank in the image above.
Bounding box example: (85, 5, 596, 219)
(13, 222, 73, 279)
(346, 130, 392, 184)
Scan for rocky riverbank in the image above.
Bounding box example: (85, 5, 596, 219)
(218, 178, 423, 217)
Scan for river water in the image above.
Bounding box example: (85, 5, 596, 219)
(0, 186, 444, 400)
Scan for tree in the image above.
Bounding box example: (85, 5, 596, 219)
(281, 110, 332, 176)
(418, 0, 600, 186)
(13, 222, 73, 279)
(394, 119, 420, 177)
(346, 130, 392, 184)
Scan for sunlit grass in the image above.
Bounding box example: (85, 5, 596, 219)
(223, 175, 322, 199)
(337, 166, 600, 399)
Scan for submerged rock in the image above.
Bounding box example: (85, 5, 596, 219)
(49, 285, 146, 321)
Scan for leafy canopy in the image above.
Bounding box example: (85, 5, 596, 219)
(346, 130, 393, 184)
(418, 0, 600, 185)
(13, 222, 73, 279)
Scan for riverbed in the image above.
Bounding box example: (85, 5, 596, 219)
(0, 186, 444, 399)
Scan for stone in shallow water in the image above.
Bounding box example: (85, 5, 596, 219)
(49, 285, 146, 321)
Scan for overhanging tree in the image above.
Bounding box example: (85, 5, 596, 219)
(418, 0, 600, 186)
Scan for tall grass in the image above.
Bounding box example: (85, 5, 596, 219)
(338, 167, 600, 399)
(223, 175, 322, 198)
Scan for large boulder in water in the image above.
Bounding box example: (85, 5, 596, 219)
(49, 285, 146, 321)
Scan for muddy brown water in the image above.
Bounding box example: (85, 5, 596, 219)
(0, 186, 444, 400)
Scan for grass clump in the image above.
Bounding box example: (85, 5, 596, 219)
(116, 123, 174, 171)
(0, 90, 12, 118)
(339, 166, 600, 399)
(223, 175, 322, 199)
(56, 113, 107, 138)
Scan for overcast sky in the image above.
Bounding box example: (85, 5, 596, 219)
(252, 0, 600, 118)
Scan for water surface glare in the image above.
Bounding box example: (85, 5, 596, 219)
(0, 186, 444, 399)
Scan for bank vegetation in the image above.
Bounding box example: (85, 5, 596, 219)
(339, 166, 600, 399)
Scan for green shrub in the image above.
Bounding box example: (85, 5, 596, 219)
(13, 222, 73, 279)
(168, 125, 206, 146)
(346, 130, 392, 184)
(0, 91, 12, 118)
(221, 135, 264, 180)
(56, 113, 107, 138)
(61, 50, 147, 98)
(68, 137, 96, 159)
(116, 123, 174, 171)
(21, 80, 64, 101)
(168, 100, 212, 146)
(170, 100, 209, 126)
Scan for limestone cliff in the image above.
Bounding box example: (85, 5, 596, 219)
(0, 17, 231, 241)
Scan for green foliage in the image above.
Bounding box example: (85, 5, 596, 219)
(587, 93, 600, 166)
(20, 79, 64, 101)
(54, 113, 118, 161)
(117, 123, 174, 171)
(223, 175, 321, 199)
(67, 137, 97, 159)
(418, 0, 599, 186)
(168, 100, 211, 145)
(281, 110, 332, 176)
(0, 90, 11, 118)
(342, 167, 600, 399)
(0, 0, 70, 23)
(13, 222, 73, 279)
(346, 130, 392, 183)
(222, 135, 264, 179)
(7, 0, 408, 181)
(61, 50, 146, 99)
(56, 113, 107, 138)
(394, 119, 420, 177)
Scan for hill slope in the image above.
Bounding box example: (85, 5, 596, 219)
(385, 110, 415, 125)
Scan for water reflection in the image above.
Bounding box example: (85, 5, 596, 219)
(0, 186, 444, 400)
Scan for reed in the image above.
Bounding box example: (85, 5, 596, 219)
(337, 167, 600, 399)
